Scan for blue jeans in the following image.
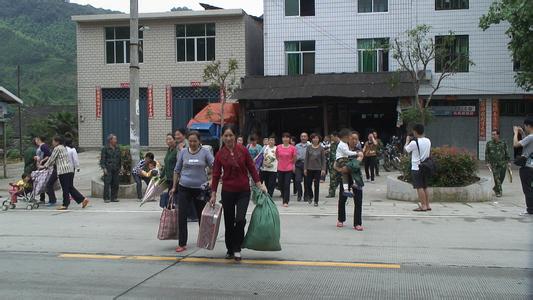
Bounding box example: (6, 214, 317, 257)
(133, 174, 150, 199)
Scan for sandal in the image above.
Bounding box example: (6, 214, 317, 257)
(175, 246, 187, 253)
(413, 207, 427, 212)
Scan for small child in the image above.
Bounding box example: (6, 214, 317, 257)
(9, 174, 32, 203)
(142, 160, 160, 178)
(338, 152, 365, 231)
(335, 129, 360, 197)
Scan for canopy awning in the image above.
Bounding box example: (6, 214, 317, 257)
(234, 72, 415, 101)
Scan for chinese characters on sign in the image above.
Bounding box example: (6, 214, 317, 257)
(431, 105, 477, 116)
(166, 85, 172, 119)
(479, 99, 487, 141)
(95, 86, 102, 118)
(492, 99, 499, 131)
(147, 85, 154, 119)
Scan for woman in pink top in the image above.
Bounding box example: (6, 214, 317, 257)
(276, 132, 297, 207)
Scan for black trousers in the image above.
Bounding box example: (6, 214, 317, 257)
(40, 168, 58, 203)
(305, 170, 322, 204)
(177, 185, 206, 247)
(261, 171, 277, 197)
(278, 171, 292, 204)
(294, 161, 307, 198)
(519, 167, 533, 214)
(338, 182, 363, 226)
(58, 172, 85, 207)
(364, 156, 377, 181)
(221, 190, 250, 254)
(103, 169, 120, 201)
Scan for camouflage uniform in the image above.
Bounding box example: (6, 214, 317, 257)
(328, 141, 340, 197)
(485, 139, 510, 196)
(100, 145, 122, 202)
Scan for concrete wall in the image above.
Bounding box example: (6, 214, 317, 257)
(76, 15, 262, 149)
(263, 0, 530, 96)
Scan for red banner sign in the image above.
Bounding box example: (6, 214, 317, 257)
(479, 99, 487, 141)
(95, 86, 102, 118)
(165, 85, 172, 119)
(147, 85, 154, 119)
(492, 98, 499, 131)
(120, 82, 130, 88)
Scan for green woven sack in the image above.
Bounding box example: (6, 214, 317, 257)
(243, 187, 281, 251)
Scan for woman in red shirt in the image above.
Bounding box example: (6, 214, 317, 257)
(210, 126, 266, 261)
(276, 132, 297, 207)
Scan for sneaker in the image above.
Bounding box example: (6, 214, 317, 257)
(297, 196, 302, 202)
(371, 180, 375, 184)
(234, 252, 242, 262)
(225, 253, 235, 260)
(104, 200, 111, 203)
(56, 206, 68, 211)
(354, 225, 364, 231)
(342, 190, 353, 198)
(495, 193, 502, 198)
(283, 203, 289, 207)
(336, 221, 344, 228)
(314, 202, 318, 207)
(519, 210, 532, 216)
(110, 199, 120, 202)
(175, 246, 187, 253)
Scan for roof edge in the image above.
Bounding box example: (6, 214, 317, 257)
(72, 9, 245, 22)
(0, 87, 23, 105)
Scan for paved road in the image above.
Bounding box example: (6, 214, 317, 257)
(1, 151, 532, 298)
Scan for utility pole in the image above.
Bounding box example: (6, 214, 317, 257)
(129, 0, 140, 168)
(17, 65, 22, 155)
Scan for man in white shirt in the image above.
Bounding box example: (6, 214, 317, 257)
(513, 117, 533, 216)
(404, 124, 432, 212)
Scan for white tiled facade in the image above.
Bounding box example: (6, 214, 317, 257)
(264, 0, 527, 96)
(75, 10, 262, 149)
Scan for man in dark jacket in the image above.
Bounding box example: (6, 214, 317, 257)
(100, 134, 121, 203)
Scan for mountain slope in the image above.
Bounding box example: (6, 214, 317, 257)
(0, 0, 119, 105)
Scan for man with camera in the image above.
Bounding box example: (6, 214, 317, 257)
(485, 129, 511, 198)
(404, 124, 432, 212)
(513, 117, 533, 216)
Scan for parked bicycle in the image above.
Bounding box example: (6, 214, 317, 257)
(382, 136, 402, 172)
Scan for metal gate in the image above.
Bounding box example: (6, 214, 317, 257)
(102, 88, 148, 146)
(172, 87, 219, 132)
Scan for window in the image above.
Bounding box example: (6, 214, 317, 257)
(285, 41, 315, 75)
(105, 27, 143, 64)
(176, 24, 216, 62)
(357, 38, 389, 72)
(513, 60, 521, 72)
(435, 0, 469, 10)
(285, 0, 315, 16)
(500, 100, 533, 116)
(358, 0, 388, 13)
(435, 35, 469, 73)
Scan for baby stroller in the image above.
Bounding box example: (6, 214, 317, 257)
(2, 168, 54, 211)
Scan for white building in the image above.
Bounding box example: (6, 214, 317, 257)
(235, 0, 531, 159)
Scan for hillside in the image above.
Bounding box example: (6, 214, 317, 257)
(0, 0, 119, 105)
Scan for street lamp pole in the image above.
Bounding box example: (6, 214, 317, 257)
(17, 65, 22, 156)
(129, 0, 140, 168)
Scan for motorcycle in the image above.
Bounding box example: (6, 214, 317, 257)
(382, 136, 402, 172)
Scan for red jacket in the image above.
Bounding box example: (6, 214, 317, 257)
(212, 144, 260, 193)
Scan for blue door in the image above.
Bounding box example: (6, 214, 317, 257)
(102, 88, 148, 146)
(172, 87, 219, 133)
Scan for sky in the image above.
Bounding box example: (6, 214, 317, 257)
(70, 0, 264, 16)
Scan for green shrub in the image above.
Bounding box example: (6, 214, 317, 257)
(6, 149, 21, 160)
(119, 145, 132, 184)
(399, 146, 479, 187)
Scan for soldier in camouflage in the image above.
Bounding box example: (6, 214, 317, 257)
(100, 134, 122, 203)
(485, 129, 510, 197)
(327, 132, 340, 198)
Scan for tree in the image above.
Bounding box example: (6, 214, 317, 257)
(479, 0, 533, 91)
(391, 24, 474, 125)
(202, 59, 239, 142)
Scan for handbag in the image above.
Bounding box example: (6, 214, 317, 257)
(415, 139, 436, 176)
(157, 196, 178, 240)
(515, 153, 533, 168)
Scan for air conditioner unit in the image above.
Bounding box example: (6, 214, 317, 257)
(423, 69, 433, 81)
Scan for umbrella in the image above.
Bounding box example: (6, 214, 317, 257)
(140, 177, 168, 206)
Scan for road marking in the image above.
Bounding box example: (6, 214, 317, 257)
(58, 253, 400, 269)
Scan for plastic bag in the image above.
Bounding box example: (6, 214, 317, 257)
(243, 187, 281, 251)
